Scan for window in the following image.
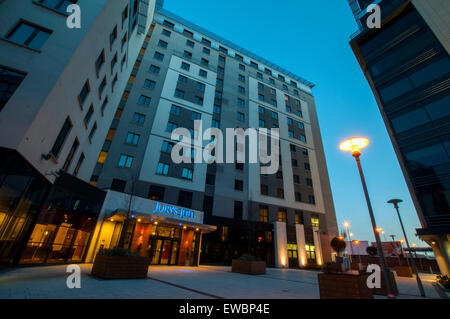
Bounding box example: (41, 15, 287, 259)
(278, 74, 285, 82)
(62, 138, 79, 172)
(144, 79, 156, 89)
(84, 105, 94, 127)
(132, 112, 145, 125)
(161, 141, 174, 153)
(88, 122, 97, 142)
(309, 195, 316, 205)
(178, 191, 193, 208)
(157, 162, 169, 175)
(73, 152, 84, 177)
(311, 217, 319, 228)
(166, 122, 178, 132)
(149, 185, 165, 201)
(138, 95, 151, 106)
(195, 96, 203, 105)
(6, 20, 52, 50)
(259, 206, 269, 223)
(295, 211, 304, 224)
(201, 37, 211, 46)
(257, 72, 263, 79)
(292, 159, 298, 167)
(283, 84, 288, 91)
(158, 40, 168, 49)
(258, 106, 265, 114)
(259, 120, 265, 127)
(260, 184, 268, 195)
(290, 144, 297, 152)
(265, 68, 272, 75)
(109, 25, 117, 49)
(197, 82, 206, 91)
(234, 201, 243, 220)
(174, 89, 184, 98)
(277, 188, 284, 199)
(216, 78, 223, 86)
(38, 0, 78, 13)
(182, 168, 193, 180)
(217, 66, 224, 74)
(258, 82, 264, 90)
(258, 94, 264, 101)
(272, 112, 278, 120)
(271, 99, 277, 106)
(203, 47, 210, 55)
(201, 58, 209, 66)
(237, 112, 245, 121)
(178, 75, 187, 83)
(287, 118, 293, 125)
(149, 65, 160, 74)
(234, 179, 243, 191)
(215, 91, 223, 99)
(50, 117, 72, 157)
(289, 131, 294, 138)
(183, 29, 193, 38)
(192, 111, 202, 120)
(95, 50, 105, 76)
(236, 163, 244, 170)
(238, 74, 245, 82)
(238, 98, 245, 107)
(154, 51, 164, 61)
(199, 69, 207, 77)
(163, 20, 175, 29)
(299, 135, 307, 143)
(98, 76, 106, 97)
(278, 209, 287, 223)
(293, 175, 300, 184)
(212, 120, 220, 128)
(121, 33, 127, 51)
(78, 80, 90, 106)
(0, 66, 26, 111)
(162, 29, 171, 37)
(238, 86, 245, 94)
(170, 105, 181, 115)
(186, 39, 194, 47)
(110, 53, 118, 73)
(295, 192, 302, 202)
(250, 61, 258, 69)
(269, 78, 275, 85)
(304, 163, 311, 171)
(213, 105, 221, 113)
(298, 122, 305, 130)
(294, 90, 299, 96)
(181, 62, 190, 71)
(206, 173, 216, 185)
(111, 179, 126, 192)
(302, 148, 309, 156)
(126, 132, 140, 145)
(306, 178, 313, 187)
(183, 50, 192, 59)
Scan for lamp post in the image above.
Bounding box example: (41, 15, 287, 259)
(387, 199, 426, 297)
(340, 137, 395, 298)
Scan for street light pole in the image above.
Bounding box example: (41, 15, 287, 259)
(354, 153, 395, 298)
(340, 137, 395, 298)
(388, 199, 426, 297)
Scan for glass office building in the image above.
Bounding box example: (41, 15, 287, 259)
(348, 0, 450, 275)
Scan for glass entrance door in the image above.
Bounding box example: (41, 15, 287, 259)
(149, 238, 180, 265)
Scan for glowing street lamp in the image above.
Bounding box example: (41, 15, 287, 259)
(340, 137, 395, 298)
(343, 222, 354, 263)
(387, 199, 426, 297)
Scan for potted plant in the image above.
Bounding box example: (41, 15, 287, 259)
(317, 237, 373, 299)
(91, 247, 151, 279)
(232, 254, 266, 275)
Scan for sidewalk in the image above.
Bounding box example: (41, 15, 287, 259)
(0, 264, 446, 299)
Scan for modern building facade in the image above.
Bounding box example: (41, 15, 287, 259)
(348, 0, 450, 275)
(0, 0, 338, 268)
(0, 0, 158, 265)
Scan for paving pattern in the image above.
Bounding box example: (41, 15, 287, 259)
(0, 264, 446, 299)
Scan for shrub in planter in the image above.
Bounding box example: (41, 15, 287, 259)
(436, 275, 450, 290)
(91, 247, 150, 280)
(232, 254, 266, 275)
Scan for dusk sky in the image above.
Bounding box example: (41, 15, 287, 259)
(164, 0, 425, 246)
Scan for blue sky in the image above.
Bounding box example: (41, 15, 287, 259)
(163, 0, 425, 246)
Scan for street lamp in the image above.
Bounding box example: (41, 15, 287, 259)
(343, 222, 354, 263)
(387, 199, 426, 297)
(340, 137, 395, 298)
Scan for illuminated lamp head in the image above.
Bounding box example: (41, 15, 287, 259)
(339, 137, 370, 157)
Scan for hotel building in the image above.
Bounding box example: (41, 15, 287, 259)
(0, 0, 338, 268)
(348, 0, 450, 275)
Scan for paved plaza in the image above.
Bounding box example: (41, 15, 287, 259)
(0, 264, 447, 299)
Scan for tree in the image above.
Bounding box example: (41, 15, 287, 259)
(330, 237, 346, 255)
(366, 246, 378, 256)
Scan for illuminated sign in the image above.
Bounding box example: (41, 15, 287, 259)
(152, 202, 195, 220)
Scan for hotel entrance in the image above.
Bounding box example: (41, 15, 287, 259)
(150, 238, 179, 265)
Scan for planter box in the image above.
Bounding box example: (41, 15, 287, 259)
(318, 272, 373, 299)
(437, 282, 450, 293)
(395, 265, 413, 278)
(370, 270, 398, 296)
(232, 259, 266, 275)
(91, 255, 151, 279)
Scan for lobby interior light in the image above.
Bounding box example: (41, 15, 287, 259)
(137, 218, 142, 223)
(339, 137, 370, 156)
(154, 221, 158, 225)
